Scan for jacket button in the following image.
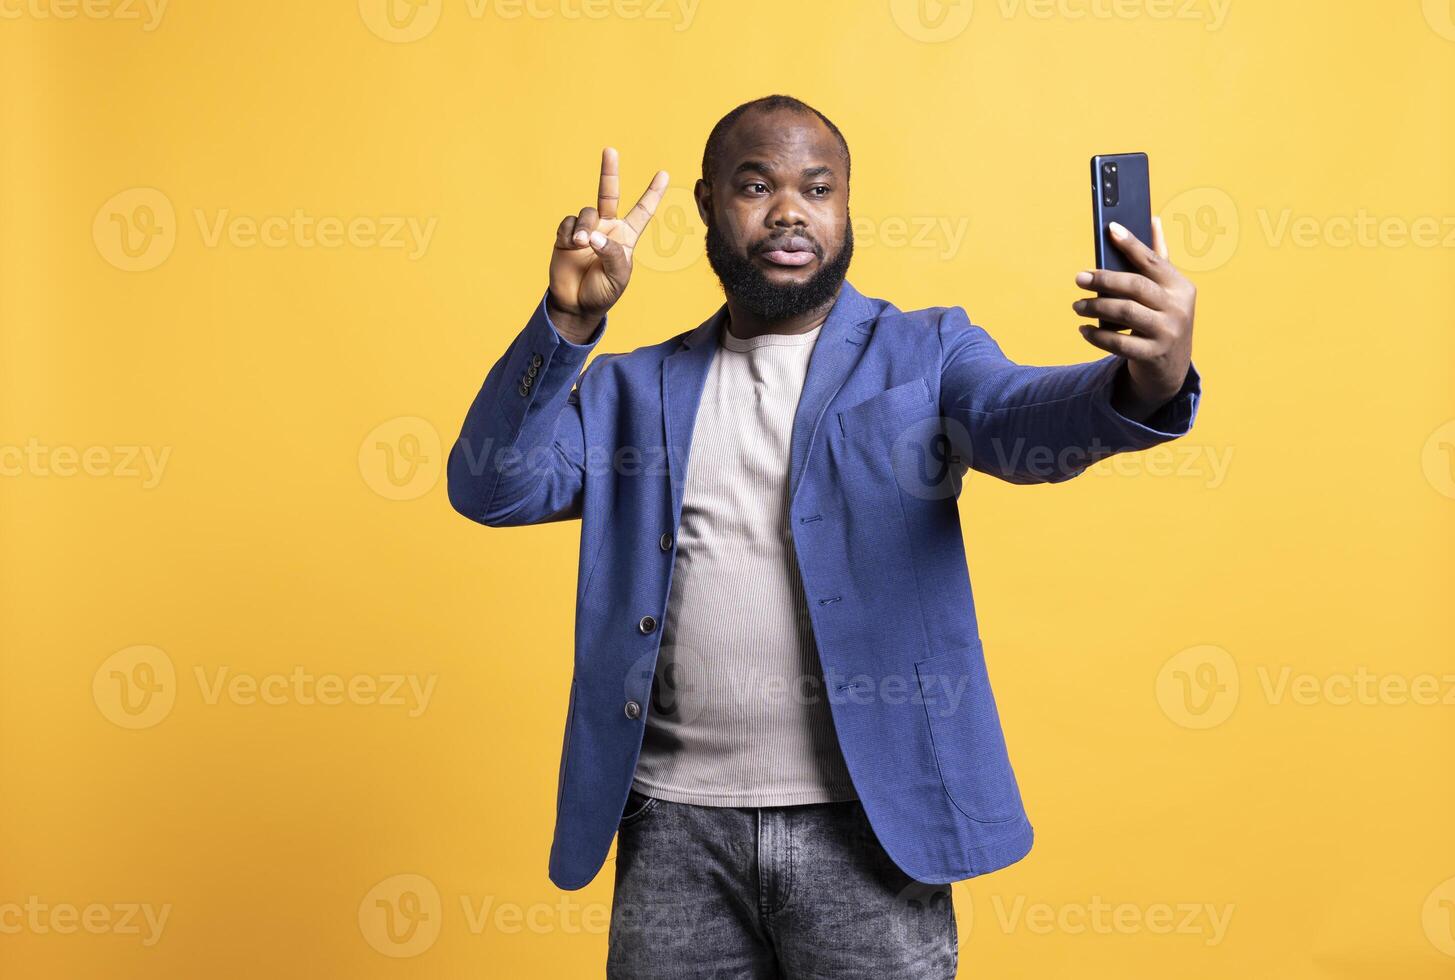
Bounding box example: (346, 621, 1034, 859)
(522, 373, 534, 388)
(624, 700, 641, 720)
(517, 383, 529, 397)
(637, 615, 657, 634)
(531, 353, 544, 368)
(659, 532, 673, 551)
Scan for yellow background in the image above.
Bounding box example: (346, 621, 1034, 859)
(2, 1, 1453, 977)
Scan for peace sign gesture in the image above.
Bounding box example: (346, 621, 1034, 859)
(548, 147, 669, 337)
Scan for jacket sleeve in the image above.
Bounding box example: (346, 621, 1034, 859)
(446, 287, 608, 526)
(937, 305, 1202, 485)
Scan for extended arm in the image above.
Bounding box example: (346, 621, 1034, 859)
(938, 307, 1201, 485)
(940, 215, 1202, 485)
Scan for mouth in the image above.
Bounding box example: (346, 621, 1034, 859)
(756, 236, 819, 268)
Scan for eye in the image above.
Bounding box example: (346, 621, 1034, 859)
(808, 185, 831, 197)
(742, 182, 769, 194)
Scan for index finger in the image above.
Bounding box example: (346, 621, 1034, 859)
(598, 146, 620, 220)
(622, 169, 670, 237)
(1109, 221, 1176, 286)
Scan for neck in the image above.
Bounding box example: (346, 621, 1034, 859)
(723, 284, 841, 342)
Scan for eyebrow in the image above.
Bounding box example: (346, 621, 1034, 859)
(730, 160, 836, 181)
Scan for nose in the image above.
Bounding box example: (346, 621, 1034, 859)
(766, 189, 810, 231)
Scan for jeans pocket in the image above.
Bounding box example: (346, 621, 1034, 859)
(618, 789, 661, 829)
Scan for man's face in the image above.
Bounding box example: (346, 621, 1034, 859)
(696, 109, 853, 323)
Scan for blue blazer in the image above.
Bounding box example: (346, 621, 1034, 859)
(448, 279, 1202, 889)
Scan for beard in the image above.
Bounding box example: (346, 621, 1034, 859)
(704, 209, 855, 323)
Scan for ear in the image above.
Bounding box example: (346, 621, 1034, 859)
(694, 178, 711, 225)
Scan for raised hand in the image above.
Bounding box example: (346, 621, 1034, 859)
(548, 147, 669, 339)
(1071, 216, 1197, 417)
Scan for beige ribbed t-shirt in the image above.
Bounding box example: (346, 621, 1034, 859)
(630, 319, 859, 807)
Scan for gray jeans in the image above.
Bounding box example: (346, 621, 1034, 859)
(607, 789, 958, 979)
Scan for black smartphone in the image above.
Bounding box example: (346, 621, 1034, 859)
(1090, 152, 1152, 329)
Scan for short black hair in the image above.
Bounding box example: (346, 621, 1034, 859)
(700, 95, 850, 188)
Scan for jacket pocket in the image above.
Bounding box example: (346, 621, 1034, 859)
(914, 640, 1024, 824)
(837, 376, 934, 439)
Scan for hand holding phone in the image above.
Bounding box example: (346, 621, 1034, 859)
(1075, 151, 1199, 417)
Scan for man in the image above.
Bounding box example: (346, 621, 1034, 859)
(447, 95, 1201, 978)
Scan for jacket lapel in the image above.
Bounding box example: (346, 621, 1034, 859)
(661, 304, 724, 532)
(660, 280, 880, 528)
(784, 280, 877, 504)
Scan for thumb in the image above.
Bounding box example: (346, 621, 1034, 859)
(588, 230, 631, 285)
